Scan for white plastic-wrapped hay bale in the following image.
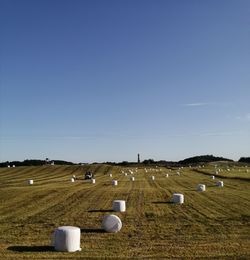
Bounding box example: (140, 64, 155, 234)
(72, 175, 76, 179)
(166, 173, 169, 178)
(171, 193, 184, 204)
(109, 173, 112, 177)
(216, 181, 224, 187)
(151, 176, 155, 181)
(12, 165, 15, 168)
(211, 175, 215, 180)
(101, 215, 122, 233)
(70, 178, 75, 183)
(7, 165, 10, 168)
(112, 200, 126, 212)
(112, 180, 118, 186)
(91, 178, 96, 184)
(28, 179, 33, 185)
(176, 172, 180, 176)
(197, 184, 206, 192)
(124, 173, 127, 176)
(130, 176, 135, 181)
(53, 226, 81, 252)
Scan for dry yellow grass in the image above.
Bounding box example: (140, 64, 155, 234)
(0, 164, 249, 258)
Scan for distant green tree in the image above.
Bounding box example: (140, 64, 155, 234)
(238, 157, 250, 163)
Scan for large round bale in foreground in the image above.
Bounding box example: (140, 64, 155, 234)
(28, 179, 33, 185)
(101, 215, 122, 233)
(197, 184, 206, 192)
(112, 180, 118, 186)
(171, 193, 184, 204)
(112, 200, 126, 212)
(53, 226, 81, 252)
(216, 181, 224, 187)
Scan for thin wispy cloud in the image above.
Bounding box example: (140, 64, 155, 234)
(181, 102, 230, 107)
(197, 131, 243, 137)
(236, 113, 250, 122)
(182, 102, 210, 107)
(167, 131, 243, 138)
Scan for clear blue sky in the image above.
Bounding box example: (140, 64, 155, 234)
(0, 0, 249, 163)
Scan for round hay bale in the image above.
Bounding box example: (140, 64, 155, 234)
(151, 176, 155, 181)
(197, 184, 206, 192)
(216, 181, 224, 187)
(101, 215, 122, 233)
(53, 226, 81, 252)
(176, 172, 180, 176)
(130, 176, 135, 181)
(124, 173, 127, 176)
(109, 173, 112, 177)
(211, 175, 215, 179)
(166, 173, 169, 177)
(70, 178, 75, 183)
(171, 193, 184, 204)
(112, 200, 126, 212)
(8, 165, 10, 168)
(12, 165, 15, 168)
(91, 179, 96, 184)
(112, 180, 118, 186)
(72, 175, 76, 178)
(28, 179, 33, 185)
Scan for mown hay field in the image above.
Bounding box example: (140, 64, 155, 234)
(0, 164, 249, 259)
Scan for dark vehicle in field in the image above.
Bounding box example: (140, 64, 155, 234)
(85, 171, 94, 180)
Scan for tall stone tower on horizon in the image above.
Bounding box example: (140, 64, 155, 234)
(137, 153, 140, 163)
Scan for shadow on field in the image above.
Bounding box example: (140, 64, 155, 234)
(152, 201, 173, 204)
(80, 228, 105, 233)
(88, 209, 113, 212)
(8, 245, 54, 252)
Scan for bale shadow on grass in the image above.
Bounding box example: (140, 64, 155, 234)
(88, 209, 114, 213)
(80, 228, 105, 233)
(8, 246, 54, 252)
(152, 201, 173, 204)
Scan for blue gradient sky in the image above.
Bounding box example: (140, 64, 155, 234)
(1, 0, 249, 163)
